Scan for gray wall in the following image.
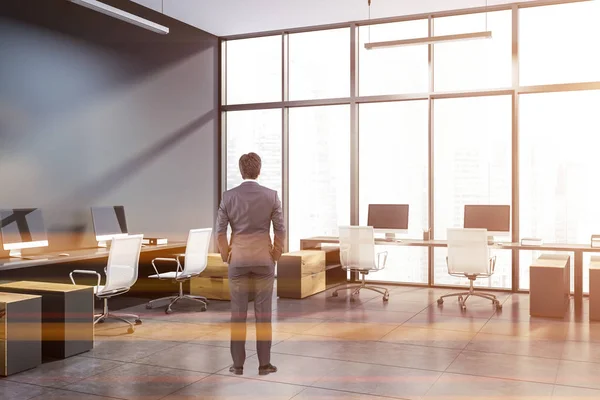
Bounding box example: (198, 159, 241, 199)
(0, 0, 219, 250)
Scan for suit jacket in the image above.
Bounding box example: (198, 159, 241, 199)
(216, 181, 286, 268)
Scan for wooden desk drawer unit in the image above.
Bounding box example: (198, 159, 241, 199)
(277, 250, 326, 299)
(191, 277, 231, 301)
(590, 256, 600, 321)
(0, 292, 42, 376)
(0, 281, 94, 359)
(203, 253, 229, 278)
(529, 254, 570, 318)
(190, 254, 231, 300)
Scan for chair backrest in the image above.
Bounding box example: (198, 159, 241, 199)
(182, 228, 212, 275)
(446, 228, 490, 275)
(104, 234, 144, 291)
(338, 226, 376, 270)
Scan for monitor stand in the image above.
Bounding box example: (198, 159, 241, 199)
(385, 233, 398, 242)
(9, 249, 22, 258)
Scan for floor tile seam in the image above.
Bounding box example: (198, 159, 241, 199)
(273, 332, 460, 350)
(105, 314, 229, 329)
(301, 384, 413, 400)
(288, 386, 311, 400)
(376, 338, 470, 351)
(444, 344, 468, 374)
(435, 370, 557, 386)
(307, 381, 413, 399)
(211, 370, 323, 390)
(459, 348, 569, 364)
(44, 386, 128, 400)
(127, 332, 214, 343)
(4, 358, 130, 392)
(395, 321, 486, 335)
(553, 355, 562, 385)
(551, 384, 557, 398)
(0, 380, 66, 400)
(553, 382, 600, 393)
(154, 373, 212, 400)
(126, 350, 258, 374)
(208, 371, 409, 400)
(370, 334, 470, 352)
(463, 346, 575, 362)
(264, 349, 453, 374)
(271, 339, 463, 356)
(80, 341, 183, 363)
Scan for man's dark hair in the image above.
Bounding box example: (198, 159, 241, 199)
(239, 152, 262, 180)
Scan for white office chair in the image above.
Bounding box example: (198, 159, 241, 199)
(70, 234, 144, 334)
(332, 226, 389, 302)
(437, 228, 501, 310)
(146, 228, 212, 314)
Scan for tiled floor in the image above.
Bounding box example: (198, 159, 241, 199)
(2, 285, 600, 399)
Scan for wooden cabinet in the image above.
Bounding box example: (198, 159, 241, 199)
(277, 250, 328, 299)
(529, 254, 570, 318)
(0, 292, 41, 376)
(0, 281, 93, 359)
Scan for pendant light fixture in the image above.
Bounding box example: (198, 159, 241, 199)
(364, 0, 492, 49)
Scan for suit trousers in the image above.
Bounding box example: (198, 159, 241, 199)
(228, 264, 274, 368)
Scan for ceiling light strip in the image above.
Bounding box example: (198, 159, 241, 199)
(365, 31, 491, 49)
(68, 0, 169, 35)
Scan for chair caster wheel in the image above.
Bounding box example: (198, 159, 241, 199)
(97, 318, 105, 324)
(383, 294, 389, 302)
(437, 299, 443, 305)
(135, 319, 142, 325)
(350, 296, 356, 302)
(332, 292, 339, 297)
(145, 303, 152, 309)
(495, 301, 502, 310)
(200, 306, 207, 312)
(165, 308, 173, 314)
(127, 327, 135, 334)
(458, 296, 463, 303)
(461, 305, 467, 311)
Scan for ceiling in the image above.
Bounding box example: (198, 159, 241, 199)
(132, 0, 540, 37)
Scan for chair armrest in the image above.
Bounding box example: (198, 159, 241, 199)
(70, 270, 102, 291)
(489, 255, 497, 274)
(376, 251, 388, 270)
(151, 257, 181, 279)
(339, 247, 350, 267)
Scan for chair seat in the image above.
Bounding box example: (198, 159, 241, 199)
(342, 265, 375, 273)
(148, 271, 197, 280)
(95, 285, 129, 297)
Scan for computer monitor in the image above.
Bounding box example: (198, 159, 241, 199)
(0, 208, 49, 257)
(91, 206, 128, 247)
(368, 204, 409, 240)
(464, 204, 510, 239)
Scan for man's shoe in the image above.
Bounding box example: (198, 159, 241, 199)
(258, 364, 277, 376)
(229, 366, 243, 375)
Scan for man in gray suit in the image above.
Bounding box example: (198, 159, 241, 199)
(216, 152, 285, 376)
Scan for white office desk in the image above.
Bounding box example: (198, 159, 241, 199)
(301, 236, 599, 309)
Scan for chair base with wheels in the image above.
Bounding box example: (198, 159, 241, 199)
(95, 297, 142, 334)
(332, 271, 390, 302)
(146, 278, 208, 314)
(437, 274, 502, 311)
